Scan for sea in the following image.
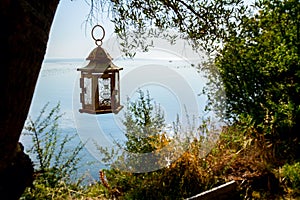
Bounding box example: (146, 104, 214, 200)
(19, 56, 216, 184)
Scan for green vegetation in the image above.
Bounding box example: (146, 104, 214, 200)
(204, 1, 300, 198)
(96, 89, 299, 199)
(280, 162, 300, 197)
(97, 90, 222, 199)
(20, 90, 300, 199)
(123, 90, 165, 154)
(205, 0, 300, 160)
(20, 103, 106, 199)
(90, 0, 251, 56)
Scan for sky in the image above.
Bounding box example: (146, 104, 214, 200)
(45, 0, 115, 59)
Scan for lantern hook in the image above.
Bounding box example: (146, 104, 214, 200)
(91, 25, 105, 46)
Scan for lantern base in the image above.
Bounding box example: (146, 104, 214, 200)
(79, 105, 123, 115)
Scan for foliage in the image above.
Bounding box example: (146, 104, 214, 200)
(123, 89, 166, 154)
(96, 90, 225, 199)
(18, 100, 300, 199)
(100, 142, 222, 199)
(96, 89, 170, 172)
(86, 0, 253, 56)
(21, 102, 87, 199)
(204, 0, 300, 160)
(281, 162, 300, 192)
(99, 99, 294, 199)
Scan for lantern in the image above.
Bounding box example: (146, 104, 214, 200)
(77, 25, 123, 114)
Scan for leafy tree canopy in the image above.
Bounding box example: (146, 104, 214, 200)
(86, 0, 253, 54)
(206, 0, 300, 141)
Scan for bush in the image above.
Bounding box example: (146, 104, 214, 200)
(97, 90, 223, 199)
(21, 102, 86, 199)
(282, 162, 300, 191)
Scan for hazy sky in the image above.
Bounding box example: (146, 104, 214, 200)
(45, 0, 115, 59)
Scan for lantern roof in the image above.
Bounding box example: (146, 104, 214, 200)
(77, 46, 123, 73)
(86, 46, 112, 62)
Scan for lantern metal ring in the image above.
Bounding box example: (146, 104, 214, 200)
(95, 39, 103, 47)
(91, 25, 105, 46)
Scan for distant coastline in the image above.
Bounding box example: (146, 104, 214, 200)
(43, 58, 85, 63)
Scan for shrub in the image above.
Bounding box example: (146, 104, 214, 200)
(21, 102, 86, 199)
(97, 90, 223, 199)
(282, 162, 300, 191)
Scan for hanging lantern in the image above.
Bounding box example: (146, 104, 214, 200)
(77, 25, 123, 114)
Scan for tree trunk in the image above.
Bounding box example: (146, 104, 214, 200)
(0, 0, 59, 199)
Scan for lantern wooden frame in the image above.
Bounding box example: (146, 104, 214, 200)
(77, 46, 123, 114)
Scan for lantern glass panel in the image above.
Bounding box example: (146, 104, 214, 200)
(114, 73, 119, 104)
(84, 77, 92, 105)
(98, 77, 111, 106)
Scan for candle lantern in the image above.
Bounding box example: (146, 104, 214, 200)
(77, 25, 123, 114)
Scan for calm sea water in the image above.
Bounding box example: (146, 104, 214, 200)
(20, 57, 211, 183)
